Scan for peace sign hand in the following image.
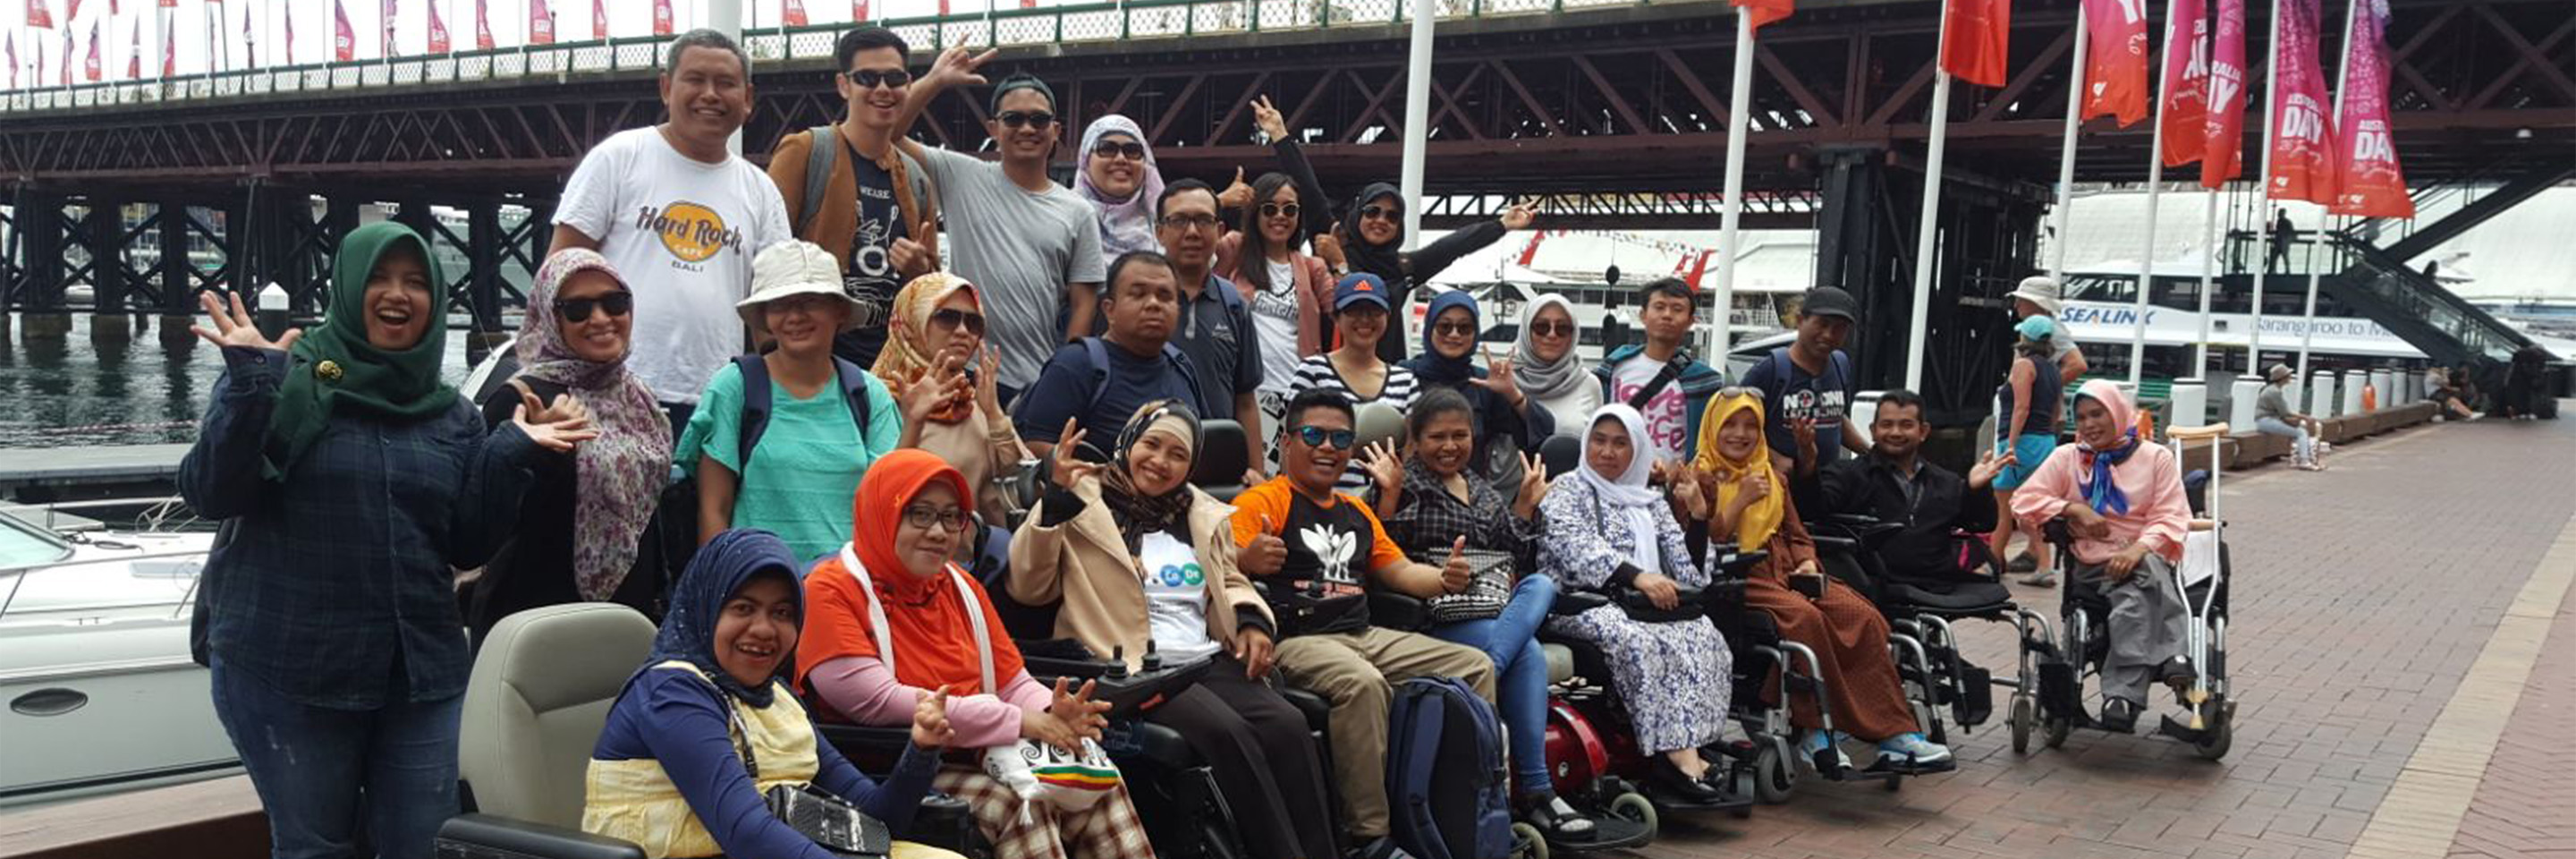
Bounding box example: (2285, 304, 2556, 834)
(1513, 450, 1550, 515)
(1499, 200, 1538, 231)
(1050, 417, 1100, 488)
(189, 291, 302, 353)
(1252, 94, 1290, 143)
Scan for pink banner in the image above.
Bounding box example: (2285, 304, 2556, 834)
(657, 0, 674, 33)
(2080, 0, 2149, 126)
(335, 0, 355, 60)
(475, 0, 494, 49)
(26, 0, 51, 30)
(592, 0, 605, 38)
(84, 21, 99, 81)
(784, 0, 805, 26)
(528, 0, 553, 45)
(850, 0, 867, 22)
(384, 0, 397, 56)
(2198, 0, 2247, 188)
(2330, 0, 2411, 217)
(430, 0, 452, 52)
(2265, 0, 2335, 204)
(4, 33, 15, 89)
(125, 18, 138, 78)
(2159, 0, 2209, 166)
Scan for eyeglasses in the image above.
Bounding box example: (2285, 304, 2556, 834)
(554, 292, 634, 323)
(1090, 140, 1146, 161)
(996, 110, 1055, 129)
(1158, 213, 1222, 232)
(901, 505, 974, 533)
(1292, 425, 1358, 450)
(928, 308, 986, 336)
(843, 68, 912, 89)
(1530, 319, 1573, 337)
(1432, 321, 1477, 336)
(1258, 201, 1301, 219)
(1359, 205, 1401, 222)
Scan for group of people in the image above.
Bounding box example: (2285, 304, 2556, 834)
(175, 26, 2207, 859)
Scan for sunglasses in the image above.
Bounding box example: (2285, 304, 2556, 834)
(1716, 386, 1762, 399)
(1292, 425, 1357, 450)
(1258, 201, 1301, 219)
(1359, 204, 1401, 222)
(996, 110, 1055, 129)
(554, 292, 634, 323)
(1432, 321, 1476, 336)
(1158, 213, 1222, 231)
(1530, 319, 1574, 337)
(929, 308, 985, 336)
(843, 68, 912, 89)
(1090, 140, 1146, 161)
(901, 505, 974, 533)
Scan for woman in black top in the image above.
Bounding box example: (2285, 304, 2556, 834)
(466, 248, 674, 642)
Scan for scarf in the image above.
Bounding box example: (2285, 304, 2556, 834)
(1340, 183, 1407, 285)
(1407, 289, 1480, 387)
(1512, 294, 1584, 401)
(513, 249, 673, 601)
(870, 272, 979, 424)
(647, 529, 804, 707)
(260, 222, 458, 480)
(1100, 400, 1200, 555)
(1074, 115, 1165, 259)
(797, 450, 1026, 696)
(1692, 390, 1787, 549)
(2072, 378, 2142, 516)
(1577, 404, 1668, 575)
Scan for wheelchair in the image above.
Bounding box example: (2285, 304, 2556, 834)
(2022, 424, 2236, 761)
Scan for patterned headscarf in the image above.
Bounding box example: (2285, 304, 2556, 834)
(1101, 399, 1201, 554)
(515, 249, 674, 601)
(871, 272, 980, 424)
(1693, 390, 1786, 549)
(1074, 115, 1165, 259)
(646, 529, 803, 708)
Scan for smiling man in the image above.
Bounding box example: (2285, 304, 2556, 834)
(766, 27, 942, 370)
(552, 30, 790, 421)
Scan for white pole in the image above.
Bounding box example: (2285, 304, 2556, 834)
(1902, 4, 1954, 391)
(2249, 0, 2284, 371)
(1396, 0, 1434, 254)
(2047, 2, 2089, 279)
(2195, 187, 2217, 374)
(2298, 0, 2360, 383)
(2130, 0, 2179, 387)
(1713, 10, 1754, 356)
(712, 0, 741, 152)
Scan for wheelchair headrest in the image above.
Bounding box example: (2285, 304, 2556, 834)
(1539, 434, 1582, 479)
(1354, 401, 1406, 451)
(458, 604, 657, 829)
(1191, 419, 1253, 498)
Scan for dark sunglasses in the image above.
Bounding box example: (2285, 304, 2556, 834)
(1292, 425, 1357, 450)
(1258, 201, 1301, 219)
(843, 68, 912, 89)
(1090, 140, 1146, 161)
(1530, 319, 1574, 337)
(901, 505, 974, 533)
(1432, 321, 1477, 336)
(554, 292, 634, 322)
(1359, 204, 1401, 222)
(996, 110, 1055, 129)
(929, 307, 985, 336)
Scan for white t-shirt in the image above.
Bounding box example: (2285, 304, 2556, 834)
(1250, 261, 1305, 393)
(1138, 531, 1222, 663)
(1609, 356, 1690, 466)
(555, 127, 790, 404)
(911, 148, 1108, 390)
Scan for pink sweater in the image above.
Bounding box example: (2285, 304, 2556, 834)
(807, 656, 1054, 749)
(2010, 441, 2190, 566)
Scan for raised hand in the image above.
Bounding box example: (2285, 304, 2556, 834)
(514, 387, 599, 453)
(1050, 417, 1100, 488)
(926, 46, 998, 90)
(1216, 167, 1254, 210)
(1252, 94, 1289, 142)
(1360, 439, 1404, 494)
(1790, 417, 1819, 463)
(1312, 233, 1347, 270)
(1470, 347, 1522, 406)
(1239, 513, 1288, 577)
(1440, 535, 1472, 594)
(911, 685, 955, 749)
(1966, 448, 2018, 489)
(901, 353, 969, 424)
(974, 346, 1005, 419)
(1738, 467, 1772, 501)
(1498, 200, 1538, 231)
(189, 291, 302, 353)
(1513, 451, 1550, 515)
(890, 236, 935, 280)
(1671, 471, 1711, 522)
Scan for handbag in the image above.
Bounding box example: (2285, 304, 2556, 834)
(724, 702, 893, 859)
(1612, 584, 1707, 624)
(1424, 549, 1517, 625)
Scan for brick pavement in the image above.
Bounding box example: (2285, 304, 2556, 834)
(1624, 412, 2576, 859)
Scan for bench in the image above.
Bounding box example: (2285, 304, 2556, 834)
(0, 776, 266, 859)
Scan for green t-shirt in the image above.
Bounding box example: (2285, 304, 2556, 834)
(678, 362, 902, 565)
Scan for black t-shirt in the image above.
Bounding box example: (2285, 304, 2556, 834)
(831, 141, 910, 368)
(1246, 487, 1385, 636)
(1741, 347, 1856, 466)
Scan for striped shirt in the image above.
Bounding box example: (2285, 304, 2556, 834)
(1285, 353, 1420, 495)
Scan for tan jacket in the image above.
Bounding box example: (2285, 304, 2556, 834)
(1007, 477, 1272, 671)
(766, 127, 940, 274)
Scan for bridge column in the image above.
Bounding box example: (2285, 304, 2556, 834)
(86, 199, 133, 344)
(17, 191, 71, 344)
(466, 203, 510, 362)
(160, 201, 203, 348)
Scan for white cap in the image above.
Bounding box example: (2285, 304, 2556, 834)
(737, 241, 860, 338)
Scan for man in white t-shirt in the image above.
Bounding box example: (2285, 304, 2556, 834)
(1593, 277, 1728, 469)
(550, 30, 791, 419)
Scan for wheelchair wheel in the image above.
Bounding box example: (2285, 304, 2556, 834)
(2008, 693, 2035, 754)
(1753, 736, 1796, 804)
(1610, 791, 1667, 833)
(2194, 696, 2235, 761)
(1510, 822, 1548, 859)
(2044, 711, 2072, 749)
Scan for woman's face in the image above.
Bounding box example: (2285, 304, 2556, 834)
(1258, 185, 1300, 245)
(764, 293, 849, 357)
(1530, 304, 1574, 363)
(1716, 408, 1761, 462)
(1429, 306, 1476, 360)
(1124, 426, 1194, 498)
(554, 271, 631, 364)
(2074, 396, 2122, 449)
(1413, 411, 1475, 478)
(361, 245, 435, 351)
(921, 290, 983, 365)
(1357, 193, 1402, 246)
(1086, 132, 1144, 200)
(893, 481, 968, 579)
(713, 574, 798, 691)
(1336, 303, 1388, 349)
(1585, 417, 1634, 481)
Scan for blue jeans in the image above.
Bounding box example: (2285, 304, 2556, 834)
(210, 657, 463, 859)
(1429, 574, 1557, 796)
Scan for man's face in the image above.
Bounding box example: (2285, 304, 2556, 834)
(1640, 291, 1694, 345)
(1798, 313, 1851, 354)
(1869, 402, 1925, 460)
(1105, 263, 1179, 346)
(1155, 189, 1220, 271)
(838, 46, 909, 130)
(659, 45, 751, 145)
(1284, 404, 1354, 494)
(986, 89, 1059, 164)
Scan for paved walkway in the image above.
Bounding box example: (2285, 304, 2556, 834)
(1639, 410, 2576, 859)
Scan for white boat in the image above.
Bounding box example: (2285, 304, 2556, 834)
(0, 500, 234, 809)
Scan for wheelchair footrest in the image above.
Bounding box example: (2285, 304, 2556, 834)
(1553, 814, 1655, 851)
(2157, 713, 2213, 744)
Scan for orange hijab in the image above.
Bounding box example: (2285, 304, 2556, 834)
(796, 449, 1025, 696)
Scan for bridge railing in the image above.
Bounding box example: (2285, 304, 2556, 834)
(0, 0, 1685, 114)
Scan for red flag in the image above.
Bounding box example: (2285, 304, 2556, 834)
(110, 0, 119, 16)
(125, 18, 138, 78)
(163, 18, 174, 74)
(1940, 0, 2011, 88)
(592, 0, 605, 38)
(1018, 0, 1032, 7)
(286, 0, 299, 61)
(66, 0, 81, 27)
(2198, 0, 2247, 188)
(430, 0, 452, 52)
(936, 0, 948, 15)
(2330, 0, 2410, 217)
(1728, 0, 1792, 30)
(2079, 0, 2149, 126)
(475, 0, 494, 49)
(656, 0, 674, 34)
(849, 0, 867, 22)
(83, 22, 99, 81)
(2265, 0, 2335, 204)
(2158, 0, 2209, 166)
(26, 0, 52, 29)
(384, 0, 398, 56)
(528, 0, 552, 45)
(783, 0, 806, 26)
(334, 0, 355, 60)
(158, 0, 174, 7)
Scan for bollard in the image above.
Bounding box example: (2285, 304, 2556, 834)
(2342, 370, 2368, 416)
(2228, 378, 2265, 430)
(2371, 370, 2394, 412)
(2170, 379, 2209, 428)
(2405, 370, 2423, 402)
(255, 283, 292, 343)
(2309, 370, 2340, 418)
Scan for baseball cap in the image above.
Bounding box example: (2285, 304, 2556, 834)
(2007, 275, 2063, 315)
(1800, 286, 1859, 322)
(1335, 273, 1392, 311)
(2014, 314, 2057, 342)
(989, 72, 1057, 114)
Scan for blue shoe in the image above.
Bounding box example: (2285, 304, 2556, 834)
(1876, 732, 1953, 766)
(1801, 730, 1852, 772)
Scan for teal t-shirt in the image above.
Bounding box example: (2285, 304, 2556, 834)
(678, 362, 903, 565)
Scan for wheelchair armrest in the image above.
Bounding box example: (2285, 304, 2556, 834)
(1548, 590, 1611, 616)
(436, 813, 645, 859)
(1279, 686, 1333, 732)
(911, 794, 978, 855)
(1367, 590, 1433, 632)
(1086, 656, 1212, 717)
(1711, 549, 1770, 578)
(1810, 534, 1862, 555)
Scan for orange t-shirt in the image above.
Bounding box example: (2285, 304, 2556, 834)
(1229, 477, 1409, 635)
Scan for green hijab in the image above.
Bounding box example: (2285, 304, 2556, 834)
(261, 221, 460, 480)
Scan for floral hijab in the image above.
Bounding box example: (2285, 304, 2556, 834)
(871, 272, 979, 423)
(514, 249, 672, 601)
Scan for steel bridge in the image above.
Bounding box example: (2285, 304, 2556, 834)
(2, 0, 2569, 416)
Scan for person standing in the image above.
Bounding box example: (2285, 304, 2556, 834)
(180, 223, 595, 859)
(1512, 295, 1597, 439)
(1739, 287, 1870, 497)
(1155, 179, 1268, 476)
(2267, 207, 2295, 275)
(767, 26, 942, 370)
(1336, 183, 1533, 364)
(552, 30, 790, 422)
(2005, 275, 2089, 382)
(1287, 274, 1421, 495)
(2255, 363, 2326, 471)
(1991, 316, 2065, 584)
(1075, 114, 1167, 261)
(1595, 276, 1726, 471)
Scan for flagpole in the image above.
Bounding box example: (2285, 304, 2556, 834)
(2296, 0, 2359, 385)
(2196, 186, 2217, 374)
(1902, 2, 1954, 391)
(1713, 8, 1754, 356)
(2248, 0, 2283, 371)
(1395, 0, 1433, 255)
(2129, 0, 2182, 387)
(2047, 2, 2088, 280)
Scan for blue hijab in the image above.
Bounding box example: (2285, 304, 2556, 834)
(648, 529, 804, 707)
(1407, 290, 1482, 387)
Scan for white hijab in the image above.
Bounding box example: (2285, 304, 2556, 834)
(1577, 404, 1665, 575)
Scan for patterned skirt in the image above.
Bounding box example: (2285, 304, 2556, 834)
(1544, 605, 1733, 753)
(931, 765, 1157, 859)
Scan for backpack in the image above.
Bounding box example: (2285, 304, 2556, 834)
(733, 353, 878, 472)
(1385, 676, 1512, 859)
(1018, 336, 1210, 427)
(794, 125, 936, 240)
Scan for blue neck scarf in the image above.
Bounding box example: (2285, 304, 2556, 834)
(648, 529, 804, 707)
(2076, 431, 2141, 516)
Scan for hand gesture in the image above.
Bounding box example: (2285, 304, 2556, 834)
(1498, 200, 1538, 231)
(974, 346, 1006, 419)
(522, 389, 591, 428)
(513, 387, 600, 453)
(1632, 571, 1682, 610)
(1216, 167, 1254, 210)
(1966, 448, 2017, 489)
(1790, 417, 1819, 464)
(1470, 348, 1522, 406)
(1231, 625, 1276, 680)
(2105, 542, 2150, 582)
(1360, 439, 1404, 494)
(1049, 418, 1100, 488)
(1513, 451, 1550, 513)
(1240, 514, 1288, 577)
(1251, 94, 1289, 143)
(1312, 232, 1347, 270)
(902, 353, 970, 425)
(1670, 467, 1711, 521)
(911, 685, 955, 749)
(890, 236, 935, 280)
(925, 46, 998, 90)
(1051, 677, 1112, 737)
(1440, 535, 1473, 594)
(189, 291, 302, 353)
(1737, 467, 1773, 502)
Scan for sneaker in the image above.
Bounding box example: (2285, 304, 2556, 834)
(1801, 730, 1854, 773)
(1876, 732, 1954, 766)
(2006, 552, 2039, 573)
(2018, 567, 2059, 587)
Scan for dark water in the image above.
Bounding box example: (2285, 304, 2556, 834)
(0, 313, 479, 449)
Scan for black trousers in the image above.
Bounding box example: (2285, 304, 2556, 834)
(1146, 653, 1340, 859)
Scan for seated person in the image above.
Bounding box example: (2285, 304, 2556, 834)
(1013, 251, 1216, 461)
(1401, 291, 1555, 484)
(583, 529, 962, 859)
(1008, 401, 1337, 859)
(1373, 388, 1595, 838)
(793, 450, 1152, 859)
(1690, 392, 1953, 769)
(2253, 364, 2326, 471)
(1795, 389, 2012, 587)
(1233, 388, 1497, 859)
(2010, 379, 2198, 733)
(1532, 404, 1733, 804)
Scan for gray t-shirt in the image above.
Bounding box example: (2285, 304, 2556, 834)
(2256, 384, 2292, 421)
(912, 148, 1108, 389)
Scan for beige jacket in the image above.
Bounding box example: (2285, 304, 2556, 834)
(1007, 477, 1272, 671)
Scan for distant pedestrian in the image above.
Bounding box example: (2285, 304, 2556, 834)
(1594, 276, 1727, 472)
(2006, 275, 2089, 382)
(765, 26, 942, 370)
(1992, 315, 2066, 584)
(2268, 208, 2295, 275)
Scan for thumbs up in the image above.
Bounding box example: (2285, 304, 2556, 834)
(1441, 535, 1472, 594)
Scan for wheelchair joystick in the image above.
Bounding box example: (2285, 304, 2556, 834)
(1106, 646, 1131, 681)
(1140, 641, 1164, 673)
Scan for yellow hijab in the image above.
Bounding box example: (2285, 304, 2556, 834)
(871, 272, 979, 423)
(1690, 390, 1786, 549)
